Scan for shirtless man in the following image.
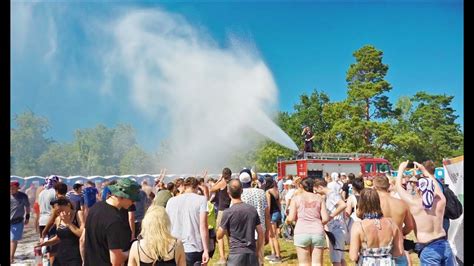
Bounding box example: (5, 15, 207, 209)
(373, 176, 415, 265)
(395, 161, 455, 265)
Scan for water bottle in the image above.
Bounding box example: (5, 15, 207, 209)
(34, 246, 43, 266)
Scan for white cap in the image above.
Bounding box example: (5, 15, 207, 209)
(74, 180, 83, 184)
(284, 180, 293, 185)
(340, 172, 347, 176)
(239, 172, 252, 184)
(331, 172, 339, 181)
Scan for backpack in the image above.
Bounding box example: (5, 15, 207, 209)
(442, 184, 463, 220)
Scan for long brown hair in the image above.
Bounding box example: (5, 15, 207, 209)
(356, 188, 383, 219)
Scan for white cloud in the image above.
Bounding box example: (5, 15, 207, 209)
(11, 2, 35, 56)
(44, 15, 57, 61)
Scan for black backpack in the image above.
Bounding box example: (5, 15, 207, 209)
(442, 184, 463, 220)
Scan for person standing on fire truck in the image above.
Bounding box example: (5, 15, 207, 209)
(301, 125, 315, 152)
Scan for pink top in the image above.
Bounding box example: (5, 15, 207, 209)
(293, 194, 324, 235)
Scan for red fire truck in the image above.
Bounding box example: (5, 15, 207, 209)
(277, 152, 392, 179)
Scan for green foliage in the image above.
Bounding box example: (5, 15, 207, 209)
(292, 90, 331, 152)
(10, 45, 463, 175)
(11, 111, 52, 176)
(345, 45, 393, 150)
(74, 125, 115, 175)
(408, 92, 464, 164)
(38, 143, 82, 176)
(255, 142, 294, 172)
(119, 145, 154, 174)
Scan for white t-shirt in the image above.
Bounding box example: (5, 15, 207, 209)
(166, 193, 208, 253)
(326, 190, 345, 227)
(38, 188, 57, 226)
(327, 181, 342, 195)
(285, 188, 296, 202)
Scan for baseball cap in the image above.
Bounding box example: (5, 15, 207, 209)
(108, 178, 141, 202)
(284, 180, 293, 185)
(340, 172, 347, 176)
(11, 180, 20, 187)
(239, 169, 252, 184)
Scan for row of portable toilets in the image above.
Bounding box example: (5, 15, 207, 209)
(10, 173, 279, 188)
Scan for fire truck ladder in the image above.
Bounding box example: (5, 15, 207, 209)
(302, 152, 373, 160)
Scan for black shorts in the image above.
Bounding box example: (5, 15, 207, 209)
(227, 253, 259, 266)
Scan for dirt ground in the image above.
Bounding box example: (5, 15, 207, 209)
(12, 215, 40, 266)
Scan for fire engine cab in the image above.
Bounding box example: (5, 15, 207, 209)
(277, 152, 392, 179)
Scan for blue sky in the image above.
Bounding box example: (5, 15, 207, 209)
(11, 1, 463, 151)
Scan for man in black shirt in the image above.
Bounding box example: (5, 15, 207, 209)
(80, 178, 140, 266)
(210, 167, 232, 264)
(217, 179, 264, 266)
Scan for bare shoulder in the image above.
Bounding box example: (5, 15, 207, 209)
(352, 220, 363, 232)
(390, 197, 408, 209)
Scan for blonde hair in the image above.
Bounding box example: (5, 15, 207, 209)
(139, 205, 176, 260)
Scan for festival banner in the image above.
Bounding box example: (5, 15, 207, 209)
(443, 155, 463, 263)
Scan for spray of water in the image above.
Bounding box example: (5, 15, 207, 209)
(103, 8, 298, 172)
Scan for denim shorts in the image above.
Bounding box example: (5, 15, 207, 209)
(419, 239, 456, 266)
(293, 233, 326, 248)
(10, 222, 24, 241)
(327, 227, 346, 263)
(271, 212, 282, 225)
(393, 253, 409, 266)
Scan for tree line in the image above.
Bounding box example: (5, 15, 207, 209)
(10, 45, 463, 176)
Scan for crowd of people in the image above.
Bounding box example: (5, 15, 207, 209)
(10, 160, 460, 265)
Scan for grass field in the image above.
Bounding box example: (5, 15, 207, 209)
(209, 237, 420, 265)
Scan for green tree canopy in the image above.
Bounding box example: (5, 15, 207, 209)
(11, 111, 52, 176)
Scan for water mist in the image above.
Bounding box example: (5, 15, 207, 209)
(103, 8, 298, 172)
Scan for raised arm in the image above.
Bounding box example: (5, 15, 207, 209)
(61, 210, 84, 238)
(395, 161, 417, 205)
(159, 168, 167, 183)
(414, 162, 445, 200)
(209, 178, 226, 193)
